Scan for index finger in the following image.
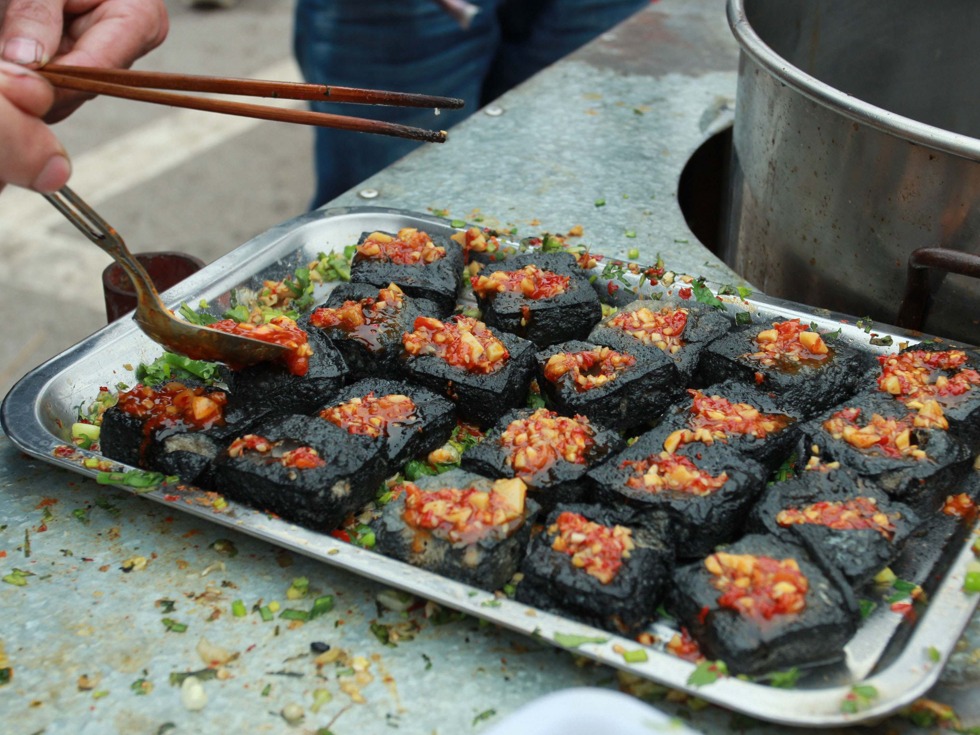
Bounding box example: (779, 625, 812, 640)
(0, 0, 64, 66)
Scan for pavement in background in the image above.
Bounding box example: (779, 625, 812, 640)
(0, 0, 314, 399)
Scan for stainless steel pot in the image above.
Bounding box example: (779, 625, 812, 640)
(723, 0, 980, 344)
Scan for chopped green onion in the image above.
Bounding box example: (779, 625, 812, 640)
(963, 561, 980, 594)
(161, 618, 188, 633)
(450, 219, 466, 228)
(231, 599, 247, 618)
(279, 608, 310, 622)
(594, 198, 606, 207)
(286, 577, 309, 600)
(2, 569, 32, 586)
(627, 247, 640, 259)
(553, 632, 608, 648)
(258, 605, 274, 622)
(309, 595, 335, 620)
(622, 649, 648, 664)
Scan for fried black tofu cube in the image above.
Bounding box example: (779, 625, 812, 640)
(696, 317, 876, 417)
(223, 328, 348, 425)
(400, 315, 537, 428)
(210, 414, 385, 530)
(655, 381, 802, 471)
(304, 283, 440, 380)
(100, 381, 240, 487)
(802, 392, 973, 514)
(670, 534, 858, 676)
(874, 343, 980, 451)
(589, 426, 767, 559)
(747, 461, 921, 589)
(315, 377, 456, 469)
(536, 339, 680, 432)
(471, 251, 602, 347)
(461, 407, 624, 511)
(349, 227, 464, 316)
(371, 469, 539, 592)
(589, 298, 732, 384)
(516, 503, 673, 636)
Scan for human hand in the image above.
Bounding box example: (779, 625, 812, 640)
(0, 0, 169, 194)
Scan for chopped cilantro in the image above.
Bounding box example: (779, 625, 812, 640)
(687, 660, 728, 687)
(96, 469, 176, 491)
(765, 667, 800, 689)
(136, 352, 222, 385)
(690, 278, 724, 309)
(161, 618, 188, 633)
(473, 709, 497, 725)
(859, 599, 877, 619)
(841, 683, 878, 713)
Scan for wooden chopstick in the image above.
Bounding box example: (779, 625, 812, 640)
(40, 67, 456, 144)
(42, 64, 465, 109)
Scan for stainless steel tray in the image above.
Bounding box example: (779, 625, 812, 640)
(3, 206, 978, 728)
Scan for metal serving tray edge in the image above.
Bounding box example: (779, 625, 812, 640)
(3, 206, 978, 728)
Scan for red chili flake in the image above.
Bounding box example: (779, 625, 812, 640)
(35, 498, 59, 509)
(607, 281, 620, 296)
(678, 287, 692, 300)
(0, 551, 7, 559)
(666, 628, 703, 662)
(330, 529, 351, 543)
(164, 494, 181, 502)
(890, 601, 915, 620)
(697, 605, 710, 625)
(942, 493, 977, 520)
(208, 316, 312, 376)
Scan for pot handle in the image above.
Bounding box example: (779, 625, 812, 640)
(895, 248, 980, 333)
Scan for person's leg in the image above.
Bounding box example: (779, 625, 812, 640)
(481, 0, 648, 104)
(294, 0, 501, 208)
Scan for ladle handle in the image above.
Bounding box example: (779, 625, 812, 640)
(895, 247, 980, 333)
(43, 187, 165, 307)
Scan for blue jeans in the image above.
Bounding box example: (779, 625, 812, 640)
(294, 0, 648, 208)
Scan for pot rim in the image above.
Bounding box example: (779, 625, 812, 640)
(726, 0, 980, 162)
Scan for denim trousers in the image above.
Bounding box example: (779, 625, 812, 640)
(293, 0, 649, 208)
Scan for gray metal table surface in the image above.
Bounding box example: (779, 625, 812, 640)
(1, 0, 978, 733)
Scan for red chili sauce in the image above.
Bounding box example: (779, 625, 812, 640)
(608, 306, 688, 354)
(402, 315, 509, 374)
(878, 349, 980, 405)
(705, 552, 808, 620)
(319, 392, 418, 438)
(471, 264, 570, 300)
(450, 227, 501, 258)
(744, 318, 831, 370)
(227, 434, 325, 469)
(822, 407, 930, 460)
(309, 284, 405, 350)
(776, 497, 897, 540)
(543, 347, 636, 392)
(663, 389, 791, 452)
(549, 511, 634, 584)
(398, 478, 527, 545)
(117, 382, 227, 456)
(620, 451, 729, 496)
(499, 409, 594, 476)
(208, 315, 313, 376)
(356, 228, 445, 265)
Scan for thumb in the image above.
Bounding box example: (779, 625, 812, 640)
(0, 0, 64, 66)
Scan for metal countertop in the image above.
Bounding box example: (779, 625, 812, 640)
(1, 0, 977, 732)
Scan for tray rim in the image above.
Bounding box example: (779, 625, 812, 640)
(3, 205, 978, 728)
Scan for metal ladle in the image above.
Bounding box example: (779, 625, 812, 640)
(45, 186, 290, 367)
